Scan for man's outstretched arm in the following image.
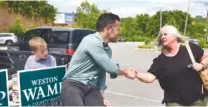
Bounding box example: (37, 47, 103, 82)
(86, 41, 136, 78)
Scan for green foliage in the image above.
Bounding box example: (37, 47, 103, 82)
(120, 10, 206, 44)
(75, 1, 208, 48)
(125, 36, 153, 44)
(8, 19, 25, 36)
(138, 44, 153, 49)
(198, 38, 208, 48)
(120, 17, 137, 39)
(0, 1, 7, 7)
(72, 23, 81, 28)
(1, 1, 57, 23)
(75, 0, 103, 30)
(204, 44, 208, 48)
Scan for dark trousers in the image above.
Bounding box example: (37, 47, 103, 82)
(61, 79, 105, 106)
(166, 97, 208, 106)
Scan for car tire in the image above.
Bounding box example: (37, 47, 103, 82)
(5, 40, 13, 46)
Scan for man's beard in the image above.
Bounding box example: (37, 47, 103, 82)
(109, 35, 117, 43)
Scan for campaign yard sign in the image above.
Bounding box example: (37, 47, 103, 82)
(18, 66, 66, 106)
(0, 69, 9, 106)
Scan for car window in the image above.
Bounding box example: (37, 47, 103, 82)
(24, 29, 51, 43)
(24, 29, 41, 41)
(72, 30, 93, 44)
(52, 31, 69, 44)
(39, 29, 51, 43)
(0, 34, 4, 37)
(0, 34, 12, 37)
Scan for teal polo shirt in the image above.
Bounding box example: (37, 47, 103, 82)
(63, 32, 120, 92)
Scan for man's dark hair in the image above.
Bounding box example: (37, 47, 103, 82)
(96, 13, 120, 32)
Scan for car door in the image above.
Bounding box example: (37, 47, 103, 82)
(0, 34, 6, 44)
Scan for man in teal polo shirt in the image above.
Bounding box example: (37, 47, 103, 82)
(61, 13, 136, 106)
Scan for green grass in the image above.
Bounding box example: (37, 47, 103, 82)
(138, 44, 153, 49)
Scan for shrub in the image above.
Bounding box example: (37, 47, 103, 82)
(144, 38, 152, 44)
(138, 44, 153, 49)
(198, 38, 206, 48)
(125, 35, 154, 43)
(8, 19, 25, 36)
(204, 44, 208, 48)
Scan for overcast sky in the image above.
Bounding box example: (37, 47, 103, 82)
(47, 0, 208, 18)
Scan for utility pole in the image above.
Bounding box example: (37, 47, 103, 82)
(203, 3, 208, 43)
(192, 0, 208, 42)
(184, 0, 191, 36)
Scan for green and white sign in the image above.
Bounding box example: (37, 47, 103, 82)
(0, 69, 9, 106)
(18, 66, 66, 106)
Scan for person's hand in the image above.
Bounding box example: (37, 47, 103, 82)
(192, 63, 204, 72)
(125, 68, 136, 79)
(136, 71, 140, 78)
(103, 98, 110, 107)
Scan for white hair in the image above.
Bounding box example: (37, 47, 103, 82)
(154, 24, 188, 49)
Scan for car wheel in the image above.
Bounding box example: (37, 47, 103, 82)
(5, 40, 13, 46)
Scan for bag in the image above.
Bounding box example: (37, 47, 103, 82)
(185, 41, 208, 91)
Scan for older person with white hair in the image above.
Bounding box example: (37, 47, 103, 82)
(136, 25, 208, 106)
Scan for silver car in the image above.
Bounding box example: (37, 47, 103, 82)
(0, 33, 19, 45)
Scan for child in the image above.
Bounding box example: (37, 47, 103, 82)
(9, 37, 57, 103)
(24, 36, 57, 69)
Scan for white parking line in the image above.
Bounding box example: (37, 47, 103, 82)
(105, 90, 161, 103)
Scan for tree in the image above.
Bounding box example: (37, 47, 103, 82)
(40, 4, 57, 23)
(146, 12, 161, 38)
(73, 1, 208, 44)
(120, 17, 137, 40)
(9, 19, 25, 36)
(167, 16, 180, 29)
(0, 1, 7, 8)
(1, 1, 57, 23)
(135, 14, 150, 36)
(75, 0, 105, 30)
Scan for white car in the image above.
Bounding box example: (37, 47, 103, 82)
(0, 33, 19, 45)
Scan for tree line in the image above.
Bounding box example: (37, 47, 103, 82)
(0, 1, 57, 24)
(0, 0, 207, 47)
(74, 1, 207, 47)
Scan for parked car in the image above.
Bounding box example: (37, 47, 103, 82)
(0, 33, 19, 45)
(19, 27, 95, 55)
(1, 27, 95, 79)
(0, 50, 71, 80)
(189, 39, 199, 45)
(118, 38, 124, 42)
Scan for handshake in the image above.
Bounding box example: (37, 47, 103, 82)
(123, 68, 138, 79)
